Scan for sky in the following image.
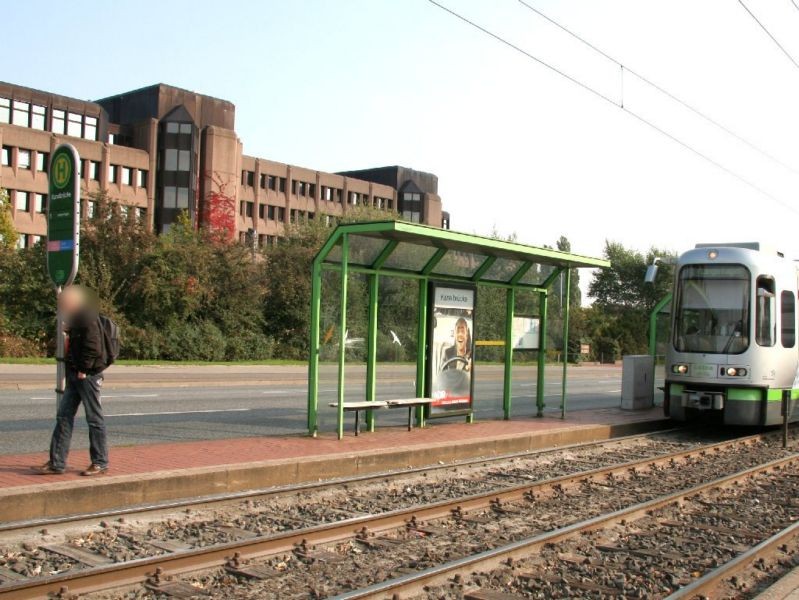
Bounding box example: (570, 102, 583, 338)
(4, 0, 799, 297)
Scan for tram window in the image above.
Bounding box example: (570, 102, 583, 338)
(781, 291, 796, 348)
(756, 276, 776, 347)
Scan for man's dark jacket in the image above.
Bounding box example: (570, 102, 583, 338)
(66, 310, 104, 374)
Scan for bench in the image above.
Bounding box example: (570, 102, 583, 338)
(330, 398, 432, 435)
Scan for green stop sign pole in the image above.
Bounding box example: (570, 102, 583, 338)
(47, 143, 80, 406)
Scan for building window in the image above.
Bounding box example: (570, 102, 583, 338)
(309, 183, 316, 198)
(137, 169, 147, 188)
(258, 204, 265, 219)
(165, 149, 177, 171)
(1, 146, 10, 166)
(52, 109, 65, 134)
(278, 207, 285, 222)
(163, 186, 177, 209)
(177, 187, 189, 209)
(89, 161, 100, 181)
(267, 205, 276, 220)
(242, 170, 254, 186)
(34, 193, 47, 214)
(121, 167, 132, 185)
(88, 201, 96, 218)
(245, 202, 254, 217)
(178, 150, 191, 172)
(84, 115, 97, 140)
(108, 132, 116, 145)
(336, 189, 343, 203)
(15, 191, 30, 212)
(267, 175, 276, 191)
(36, 152, 48, 172)
(137, 207, 147, 221)
(0, 97, 9, 123)
(18, 149, 31, 170)
(31, 104, 46, 130)
(108, 164, 118, 183)
(32, 235, 43, 246)
(401, 192, 422, 222)
(259, 173, 266, 189)
(278, 177, 286, 193)
(17, 234, 28, 249)
(67, 112, 82, 137)
(12, 101, 29, 127)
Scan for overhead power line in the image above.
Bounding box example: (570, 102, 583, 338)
(427, 0, 799, 216)
(516, 0, 799, 177)
(738, 0, 799, 71)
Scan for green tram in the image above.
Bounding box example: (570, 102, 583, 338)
(665, 242, 799, 425)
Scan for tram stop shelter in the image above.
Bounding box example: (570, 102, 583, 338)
(307, 221, 610, 438)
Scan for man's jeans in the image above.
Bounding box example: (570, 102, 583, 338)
(49, 371, 108, 470)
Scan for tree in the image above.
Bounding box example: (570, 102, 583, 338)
(0, 188, 18, 251)
(585, 241, 675, 359)
(262, 206, 398, 359)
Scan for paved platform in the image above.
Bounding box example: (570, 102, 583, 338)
(0, 406, 667, 523)
(756, 567, 799, 599)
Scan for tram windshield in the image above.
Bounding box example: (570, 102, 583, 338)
(674, 264, 750, 354)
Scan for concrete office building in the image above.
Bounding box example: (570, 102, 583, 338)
(0, 81, 448, 249)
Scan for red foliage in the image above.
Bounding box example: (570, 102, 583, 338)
(200, 170, 236, 243)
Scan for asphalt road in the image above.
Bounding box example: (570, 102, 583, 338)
(0, 364, 639, 455)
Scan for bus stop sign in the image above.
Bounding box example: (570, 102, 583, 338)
(47, 144, 80, 287)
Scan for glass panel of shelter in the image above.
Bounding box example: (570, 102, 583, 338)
(381, 242, 439, 272)
(481, 257, 526, 282)
(431, 250, 488, 278)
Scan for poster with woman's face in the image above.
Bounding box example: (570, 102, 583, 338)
(429, 285, 475, 415)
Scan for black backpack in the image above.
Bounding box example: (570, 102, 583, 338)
(97, 315, 120, 370)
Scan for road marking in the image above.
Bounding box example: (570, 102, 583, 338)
(106, 408, 251, 417)
(30, 393, 160, 400)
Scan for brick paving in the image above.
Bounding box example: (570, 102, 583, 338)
(0, 407, 662, 490)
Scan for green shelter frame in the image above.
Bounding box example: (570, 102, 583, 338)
(307, 221, 610, 438)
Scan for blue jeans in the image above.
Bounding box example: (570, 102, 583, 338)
(49, 370, 108, 470)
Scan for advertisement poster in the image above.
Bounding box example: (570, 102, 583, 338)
(511, 316, 540, 350)
(428, 283, 475, 416)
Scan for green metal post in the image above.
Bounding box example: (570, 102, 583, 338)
(536, 291, 549, 417)
(336, 234, 349, 439)
(503, 287, 515, 420)
(415, 279, 428, 427)
(366, 273, 379, 432)
(560, 269, 571, 419)
(307, 259, 322, 436)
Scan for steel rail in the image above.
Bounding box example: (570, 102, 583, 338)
(664, 519, 799, 599)
(0, 426, 681, 535)
(331, 453, 799, 600)
(0, 430, 785, 599)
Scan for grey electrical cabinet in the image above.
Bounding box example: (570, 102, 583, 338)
(621, 355, 654, 410)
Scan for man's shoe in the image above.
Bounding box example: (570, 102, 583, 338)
(80, 464, 108, 476)
(32, 461, 65, 475)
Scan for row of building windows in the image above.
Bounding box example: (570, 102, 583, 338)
(0, 97, 99, 141)
(14, 206, 148, 250)
(8, 190, 47, 214)
(2, 145, 147, 188)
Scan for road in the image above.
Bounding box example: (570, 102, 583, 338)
(0, 364, 633, 455)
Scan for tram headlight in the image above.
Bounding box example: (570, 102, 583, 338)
(672, 364, 688, 375)
(724, 367, 748, 377)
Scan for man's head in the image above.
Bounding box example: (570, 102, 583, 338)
(454, 318, 469, 348)
(58, 285, 87, 317)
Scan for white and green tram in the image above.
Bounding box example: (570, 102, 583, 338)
(665, 242, 799, 425)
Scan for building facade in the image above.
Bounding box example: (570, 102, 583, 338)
(0, 81, 448, 249)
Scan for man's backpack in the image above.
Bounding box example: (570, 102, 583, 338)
(97, 315, 120, 370)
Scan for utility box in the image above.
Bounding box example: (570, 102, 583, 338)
(621, 355, 654, 410)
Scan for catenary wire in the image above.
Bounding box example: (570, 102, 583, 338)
(738, 0, 799, 71)
(517, 0, 799, 177)
(427, 0, 799, 216)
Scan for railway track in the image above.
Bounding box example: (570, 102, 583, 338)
(0, 428, 794, 599)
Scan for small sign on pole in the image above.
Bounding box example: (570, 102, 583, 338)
(47, 144, 80, 287)
(47, 143, 80, 406)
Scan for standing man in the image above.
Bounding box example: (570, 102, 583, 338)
(34, 285, 109, 476)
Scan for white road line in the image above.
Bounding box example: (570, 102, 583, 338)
(106, 408, 251, 417)
(30, 393, 160, 400)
